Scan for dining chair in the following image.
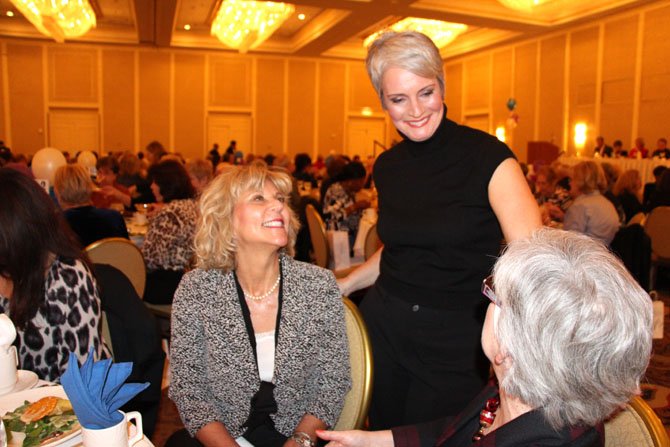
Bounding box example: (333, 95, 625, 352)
(334, 297, 373, 430)
(644, 206, 670, 290)
(85, 237, 146, 298)
(604, 395, 670, 447)
(304, 204, 329, 269)
(627, 211, 647, 227)
(304, 204, 358, 278)
(363, 223, 382, 261)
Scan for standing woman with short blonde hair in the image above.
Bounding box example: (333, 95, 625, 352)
(337, 31, 542, 429)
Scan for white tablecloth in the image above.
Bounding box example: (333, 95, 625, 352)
(559, 156, 670, 186)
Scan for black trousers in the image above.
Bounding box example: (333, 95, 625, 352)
(360, 284, 489, 430)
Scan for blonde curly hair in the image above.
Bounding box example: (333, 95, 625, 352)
(194, 160, 299, 271)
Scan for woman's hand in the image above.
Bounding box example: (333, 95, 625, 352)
(316, 429, 394, 447)
(100, 185, 131, 208)
(336, 247, 382, 296)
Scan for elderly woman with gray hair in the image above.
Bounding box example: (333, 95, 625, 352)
(319, 228, 652, 447)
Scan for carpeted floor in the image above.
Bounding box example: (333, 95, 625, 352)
(641, 272, 670, 436)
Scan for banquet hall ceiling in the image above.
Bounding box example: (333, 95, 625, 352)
(0, 0, 659, 60)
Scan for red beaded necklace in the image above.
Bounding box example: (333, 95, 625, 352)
(472, 394, 500, 442)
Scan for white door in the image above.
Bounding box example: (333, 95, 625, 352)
(48, 109, 100, 154)
(346, 117, 385, 159)
(207, 113, 253, 158)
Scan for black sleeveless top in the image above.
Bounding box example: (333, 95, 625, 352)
(374, 106, 514, 309)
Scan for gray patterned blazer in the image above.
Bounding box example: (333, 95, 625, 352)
(169, 254, 351, 438)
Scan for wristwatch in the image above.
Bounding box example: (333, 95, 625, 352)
(291, 431, 315, 447)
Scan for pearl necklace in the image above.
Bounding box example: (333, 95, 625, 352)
(243, 274, 280, 302)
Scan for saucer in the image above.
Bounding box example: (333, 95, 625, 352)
(0, 370, 39, 396)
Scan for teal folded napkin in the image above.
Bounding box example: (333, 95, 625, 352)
(61, 348, 149, 429)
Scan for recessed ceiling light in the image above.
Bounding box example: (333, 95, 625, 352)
(6, 11, 14, 17)
(297, 13, 305, 20)
(184, 24, 191, 30)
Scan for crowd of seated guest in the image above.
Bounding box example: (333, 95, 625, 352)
(591, 135, 669, 159)
(0, 133, 665, 447)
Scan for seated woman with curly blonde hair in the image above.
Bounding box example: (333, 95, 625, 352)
(167, 161, 351, 447)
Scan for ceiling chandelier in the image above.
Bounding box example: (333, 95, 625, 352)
(9, 0, 96, 43)
(211, 0, 295, 53)
(496, 0, 552, 12)
(364, 17, 468, 49)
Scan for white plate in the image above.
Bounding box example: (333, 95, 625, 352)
(0, 370, 40, 397)
(0, 385, 81, 447)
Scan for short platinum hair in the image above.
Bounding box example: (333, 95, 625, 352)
(493, 228, 652, 429)
(194, 160, 299, 271)
(365, 31, 445, 105)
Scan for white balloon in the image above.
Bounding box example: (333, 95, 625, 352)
(31, 147, 66, 184)
(77, 150, 97, 170)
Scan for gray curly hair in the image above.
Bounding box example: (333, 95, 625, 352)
(493, 228, 652, 429)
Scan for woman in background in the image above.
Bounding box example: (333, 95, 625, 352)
(168, 161, 350, 447)
(0, 168, 109, 381)
(142, 160, 198, 304)
(612, 169, 643, 223)
(54, 164, 129, 247)
(646, 169, 670, 212)
(563, 161, 620, 245)
(186, 158, 214, 195)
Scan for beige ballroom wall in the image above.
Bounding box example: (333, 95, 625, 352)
(0, 40, 383, 162)
(2, 1, 669, 163)
(444, 1, 670, 161)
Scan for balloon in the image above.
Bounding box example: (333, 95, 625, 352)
(31, 147, 66, 184)
(506, 98, 517, 111)
(77, 150, 97, 170)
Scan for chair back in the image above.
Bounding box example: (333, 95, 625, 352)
(364, 224, 382, 261)
(335, 297, 373, 430)
(628, 212, 647, 227)
(85, 237, 146, 298)
(605, 395, 670, 447)
(645, 207, 670, 260)
(101, 311, 114, 359)
(304, 204, 329, 268)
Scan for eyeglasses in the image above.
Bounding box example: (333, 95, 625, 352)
(481, 275, 501, 307)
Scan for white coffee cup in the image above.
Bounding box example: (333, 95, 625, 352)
(0, 346, 18, 396)
(81, 411, 143, 447)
